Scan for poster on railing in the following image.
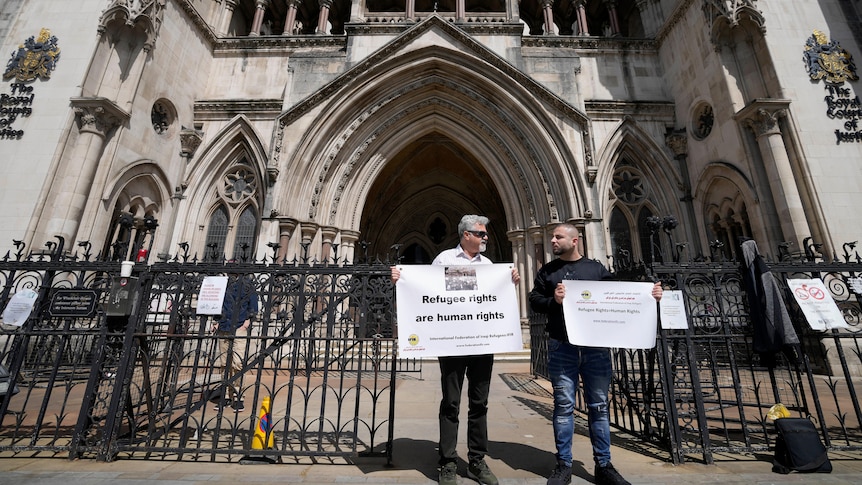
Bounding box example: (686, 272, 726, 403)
(394, 264, 522, 357)
(659, 289, 689, 330)
(561, 280, 658, 349)
(0, 289, 38, 326)
(786, 278, 849, 330)
(196, 276, 228, 315)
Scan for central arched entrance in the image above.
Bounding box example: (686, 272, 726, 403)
(359, 133, 508, 263)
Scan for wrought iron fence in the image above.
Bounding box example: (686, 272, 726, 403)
(0, 241, 413, 463)
(530, 256, 862, 464)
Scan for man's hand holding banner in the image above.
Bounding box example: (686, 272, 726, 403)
(394, 264, 523, 357)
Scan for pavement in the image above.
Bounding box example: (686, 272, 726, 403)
(0, 358, 860, 485)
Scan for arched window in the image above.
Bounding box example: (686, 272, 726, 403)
(104, 196, 160, 262)
(637, 206, 661, 264)
(608, 159, 667, 267)
(202, 157, 261, 261)
(233, 205, 258, 261)
(204, 205, 229, 260)
(609, 206, 632, 266)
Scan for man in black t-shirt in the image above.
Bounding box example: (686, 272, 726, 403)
(529, 223, 662, 485)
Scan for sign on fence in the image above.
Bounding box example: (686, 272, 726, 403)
(196, 276, 228, 315)
(48, 289, 98, 317)
(1, 289, 38, 325)
(786, 278, 849, 330)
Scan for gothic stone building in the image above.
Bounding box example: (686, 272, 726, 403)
(2, 0, 862, 320)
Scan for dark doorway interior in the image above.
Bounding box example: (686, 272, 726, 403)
(359, 133, 509, 264)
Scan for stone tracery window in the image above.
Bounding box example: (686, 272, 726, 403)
(222, 165, 257, 203)
(692, 103, 714, 140)
(608, 161, 664, 266)
(203, 158, 260, 261)
(612, 165, 646, 204)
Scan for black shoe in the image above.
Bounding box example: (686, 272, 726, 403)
(438, 461, 458, 485)
(547, 460, 572, 485)
(231, 400, 245, 412)
(467, 459, 498, 485)
(594, 462, 630, 485)
(213, 399, 232, 410)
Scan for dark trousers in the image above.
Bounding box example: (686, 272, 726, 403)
(438, 354, 494, 465)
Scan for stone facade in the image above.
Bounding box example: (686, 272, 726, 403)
(2, 0, 862, 311)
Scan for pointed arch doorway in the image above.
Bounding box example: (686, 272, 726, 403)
(359, 133, 510, 264)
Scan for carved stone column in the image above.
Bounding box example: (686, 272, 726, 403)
(249, 0, 269, 36)
(456, 0, 466, 22)
(527, 225, 545, 281)
(316, 0, 333, 34)
(339, 229, 360, 264)
(541, 0, 555, 35)
(44, 98, 128, 245)
(300, 221, 320, 260)
(604, 0, 621, 36)
(665, 128, 700, 253)
(320, 225, 339, 262)
(405, 0, 416, 21)
(507, 229, 527, 324)
(159, 126, 204, 259)
(218, 0, 240, 36)
(575, 0, 589, 36)
(277, 217, 298, 261)
(283, 0, 300, 34)
(736, 100, 811, 251)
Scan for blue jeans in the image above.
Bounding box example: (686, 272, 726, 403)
(547, 338, 613, 467)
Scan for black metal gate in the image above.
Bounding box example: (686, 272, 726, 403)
(531, 258, 862, 464)
(0, 243, 412, 463)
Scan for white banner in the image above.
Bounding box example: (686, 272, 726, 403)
(561, 280, 659, 349)
(197, 276, 228, 315)
(786, 278, 848, 330)
(395, 264, 522, 357)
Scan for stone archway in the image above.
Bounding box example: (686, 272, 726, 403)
(359, 133, 508, 263)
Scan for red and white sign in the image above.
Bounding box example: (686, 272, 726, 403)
(786, 278, 848, 330)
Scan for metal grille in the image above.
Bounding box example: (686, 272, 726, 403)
(0, 246, 414, 463)
(530, 260, 862, 464)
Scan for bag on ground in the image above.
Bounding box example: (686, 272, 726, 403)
(772, 417, 832, 474)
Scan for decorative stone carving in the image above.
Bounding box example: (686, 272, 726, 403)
(70, 97, 129, 137)
(179, 126, 203, 158)
(691, 103, 713, 140)
(665, 129, 688, 156)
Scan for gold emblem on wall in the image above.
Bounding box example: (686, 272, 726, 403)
(804, 30, 858, 85)
(3, 28, 61, 82)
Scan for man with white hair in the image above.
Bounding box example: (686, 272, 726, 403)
(392, 214, 520, 485)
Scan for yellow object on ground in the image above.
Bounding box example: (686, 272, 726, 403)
(252, 396, 274, 449)
(767, 403, 791, 421)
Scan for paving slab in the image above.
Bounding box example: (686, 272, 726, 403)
(0, 359, 859, 484)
